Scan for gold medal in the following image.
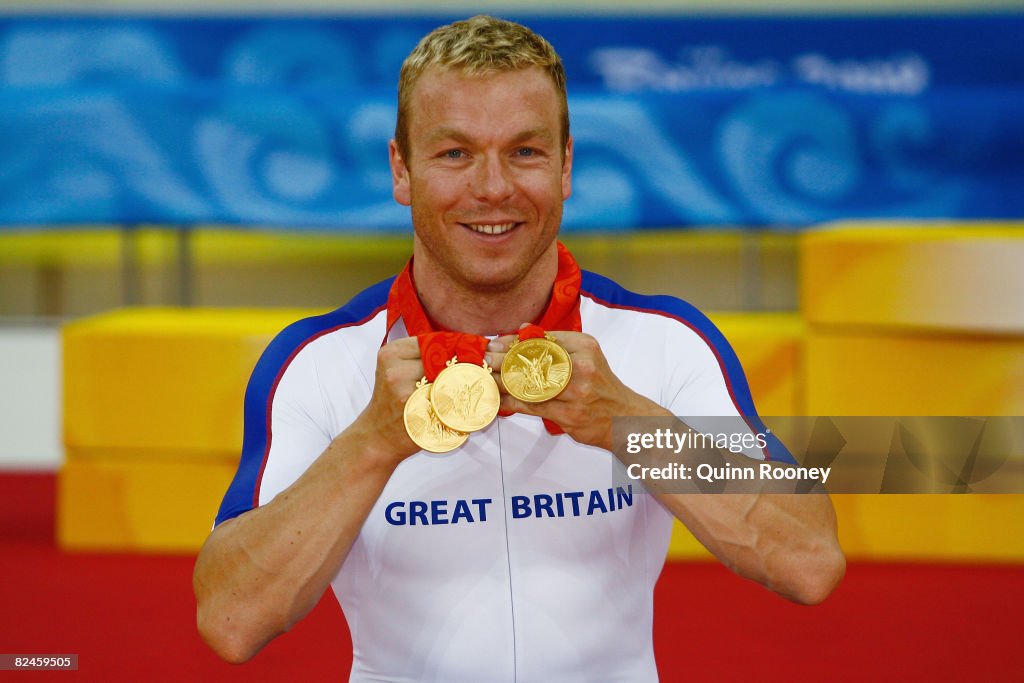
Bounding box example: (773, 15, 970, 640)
(500, 334, 572, 403)
(403, 378, 468, 453)
(430, 356, 501, 433)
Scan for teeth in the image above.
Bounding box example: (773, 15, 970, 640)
(466, 222, 516, 235)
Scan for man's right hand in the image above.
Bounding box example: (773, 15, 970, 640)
(352, 336, 426, 464)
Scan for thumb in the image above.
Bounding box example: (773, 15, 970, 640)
(500, 394, 540, 417)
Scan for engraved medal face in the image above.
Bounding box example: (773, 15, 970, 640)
(500, 337, 572, 403)
(403, 380, 468, 453)
(430, 360, 501, 433)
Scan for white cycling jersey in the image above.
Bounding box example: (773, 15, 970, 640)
(216, 269, 784, 683)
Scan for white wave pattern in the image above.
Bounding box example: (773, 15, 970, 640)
(224, 26, 357, 88)
(571, 98, 738, 225)
(718, 93, 860, 223)
(194, 97, 407, 229)
(718, 92, 962, 222)
(0, 24, 975, 227)
(1, 27, 183, 86)
(1, 94, 208, 222)
(866, 102, 963, 215)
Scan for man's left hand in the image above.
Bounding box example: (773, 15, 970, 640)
(487, 330, 667, 452)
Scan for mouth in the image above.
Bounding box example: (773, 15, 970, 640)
(461, 222, 521, 236)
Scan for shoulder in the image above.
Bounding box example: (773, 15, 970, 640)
(579, 269, 757, 416)
(579, 269, 731, 356)
(580, 270, 794, 462)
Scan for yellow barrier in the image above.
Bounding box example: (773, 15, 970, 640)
(64, 307, 318, 455)
(61, 307, 320, 550)
(669, 495, 1024, 562)
(805, 330, 1024, 416)
(59, 457, 237, 553)
(786, 222, 1024, 564)
(709, 312, 803, 418)
(802, 222, 1024, 333)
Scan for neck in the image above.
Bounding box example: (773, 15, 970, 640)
(411, 244, 559, 336)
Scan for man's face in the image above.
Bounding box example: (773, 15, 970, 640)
(390, 66, 573, 293)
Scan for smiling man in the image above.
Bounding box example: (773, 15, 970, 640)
(390, 27, 572, 334)
(194, 16, 844, 682)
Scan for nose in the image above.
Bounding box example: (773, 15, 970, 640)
(471, 154, 514, 203)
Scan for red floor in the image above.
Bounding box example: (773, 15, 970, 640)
(2, 473, 1022, 681)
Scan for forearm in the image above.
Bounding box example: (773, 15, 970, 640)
(656, 490, 844, 604)
(193, 419, 401, 663)
(617, 402, 844, 604)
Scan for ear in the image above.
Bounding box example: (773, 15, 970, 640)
(389, 139, 411, 206)
(561, 135, 573, 200)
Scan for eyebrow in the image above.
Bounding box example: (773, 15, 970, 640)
(511, 128, 555, 145)
(425, 126, 555, 147)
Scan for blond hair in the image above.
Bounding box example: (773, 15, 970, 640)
(395, 15, 569, 160)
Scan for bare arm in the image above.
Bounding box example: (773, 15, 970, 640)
(653, 490, 842, 604)
(492, 332, 845, 606)
(626, 419, 845, 605)
(193, 339, 423, 663)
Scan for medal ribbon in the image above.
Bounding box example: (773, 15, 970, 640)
(515, 324, 547, 341)
(417, 331, 488, 382)
(387, 241, 582, 435)
(386, 241, 582, 336)
(531, 242, 582, 334)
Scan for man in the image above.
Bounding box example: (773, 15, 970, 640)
(194, 15, 844, 681)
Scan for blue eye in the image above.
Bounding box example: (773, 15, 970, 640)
(516, 147, 535, 157)
(445, 149, 464, 159)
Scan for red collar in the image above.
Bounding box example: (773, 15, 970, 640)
(386, 241, 582, 337)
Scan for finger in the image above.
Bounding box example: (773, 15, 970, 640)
(502, 395, 577, 433)
(487, 334, 516, 353)
(499, 394, 542, 417)
(383, 336, 423, 360)
(489, 362, 508, 394)
(395, 384, 418, 403)
(485, 350, 506, 373)
(544, 330, 589, 353)
(387, 369, 427, 403)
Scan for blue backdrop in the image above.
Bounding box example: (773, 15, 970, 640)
(1, 14, 1022, 230)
